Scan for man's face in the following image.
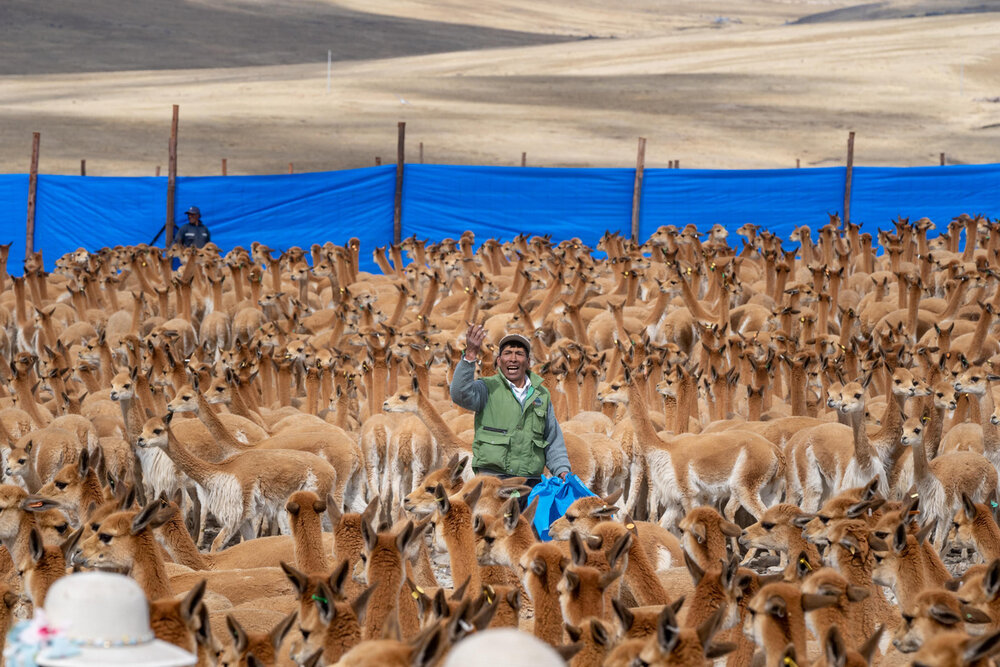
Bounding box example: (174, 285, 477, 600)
(498, 344, 529, 386)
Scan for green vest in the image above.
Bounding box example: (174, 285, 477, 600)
(473, 371, 551, 477)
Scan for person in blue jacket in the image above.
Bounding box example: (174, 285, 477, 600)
(450, 324, 572, 505)
(173, 206, 211, 248)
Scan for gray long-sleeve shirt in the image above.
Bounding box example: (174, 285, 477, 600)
(449, 358, 572, 477)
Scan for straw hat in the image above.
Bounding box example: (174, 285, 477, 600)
(7, 572, 196, 667)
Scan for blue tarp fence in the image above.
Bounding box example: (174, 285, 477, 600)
(1, 163, 998, 275)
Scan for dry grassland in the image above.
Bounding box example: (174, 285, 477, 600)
(0, 0, 998, 176)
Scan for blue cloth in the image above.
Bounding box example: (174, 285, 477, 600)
(526, 474, 596, 541)
(1, 166, 395, 274)
(4, 163, 1000, 276)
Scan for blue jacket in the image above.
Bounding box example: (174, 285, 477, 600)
(174, 222, 211, 248)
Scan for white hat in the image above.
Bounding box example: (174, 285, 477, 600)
(20, 572, 196, 666)
(444, 629, 563, 667)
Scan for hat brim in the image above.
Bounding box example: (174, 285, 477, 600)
(497, 334, 531, 354)
(39, 640, 196, 667)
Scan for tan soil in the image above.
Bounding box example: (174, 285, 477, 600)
(1, 0, 998, 176)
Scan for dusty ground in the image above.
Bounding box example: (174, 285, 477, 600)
(1, 0, 999, 176)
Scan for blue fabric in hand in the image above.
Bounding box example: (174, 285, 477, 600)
(526, 474, 596, 541)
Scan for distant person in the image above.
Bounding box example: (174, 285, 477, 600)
(173, 206, 211, 248)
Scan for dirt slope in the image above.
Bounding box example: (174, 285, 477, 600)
(0, 1, 998, 175)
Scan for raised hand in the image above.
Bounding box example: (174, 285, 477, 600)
(464, 322, 486, 361)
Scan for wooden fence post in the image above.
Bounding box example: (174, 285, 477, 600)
(631, 137, 646, 243)
(843, 131, 855, 227)
(288, 163, 294, 174)
(375, 157, 381, 166)
(940, 152, 946, 166)
(80, 159, 86, 176)
(25, 132, 40, 259)
(394, 121, 405, 245)
(419, 142, 424, 164)
(222, 159, 227, 176)
(521, 152, 526, 167)
(166, 105, 179, 247)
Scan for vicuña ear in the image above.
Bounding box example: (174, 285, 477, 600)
(859, 625, 885, 664)
(77, 448, 91, 478)
(433, 483, 450, 514)
(927, 604, 962, 626)
(846, 585, 870, 602)
(564, 570, 581, 596)
(985, 559, 1000, 600)
(612, 598, 634, 632)
(269, 611, 297, 653)
(279, 561, 309, 596)
(181, 579, 207, 623)
(28, 527, 44, 564)
(352, 582, 378, 626)
(764, 595, 788, 619)
(683, 549, 704, 584)
(688, 521, 706, 545)
(462, 481, 484, 512)
(360, 517, 377, 553)
(553, 642, 583, 663)
(529, 557, 547, 580)
(962, 492, 978, 521)
(655, 603, 682, 655)
(696, 606, 727, 652)
(591, 619, 611, 647)
(568, 531, 588, 567)
(130, 499, 163, 535)
(226, 615, 249, 653)
(962, 604, 994, 624)
(410, 624, 443, 667)
(607, 532, 632, 572)
(720, 520, 742, 538)
(892, 522, 909, 553)
(823, 626, 847, 667)
(21, 496, 61, 513)
(802, 592, 838, 612)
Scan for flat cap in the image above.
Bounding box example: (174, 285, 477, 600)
(498, 333, 531, 356)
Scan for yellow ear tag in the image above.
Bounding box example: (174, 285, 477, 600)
(910, 493, 919, 499)
(625, 523, 635, 530)
(411, 591, 420, 599)
(798, 558, 812, 571)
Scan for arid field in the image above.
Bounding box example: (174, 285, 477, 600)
(1, 0, 999, 176)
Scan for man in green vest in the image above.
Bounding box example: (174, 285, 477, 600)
(450, 324, 572, 490)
